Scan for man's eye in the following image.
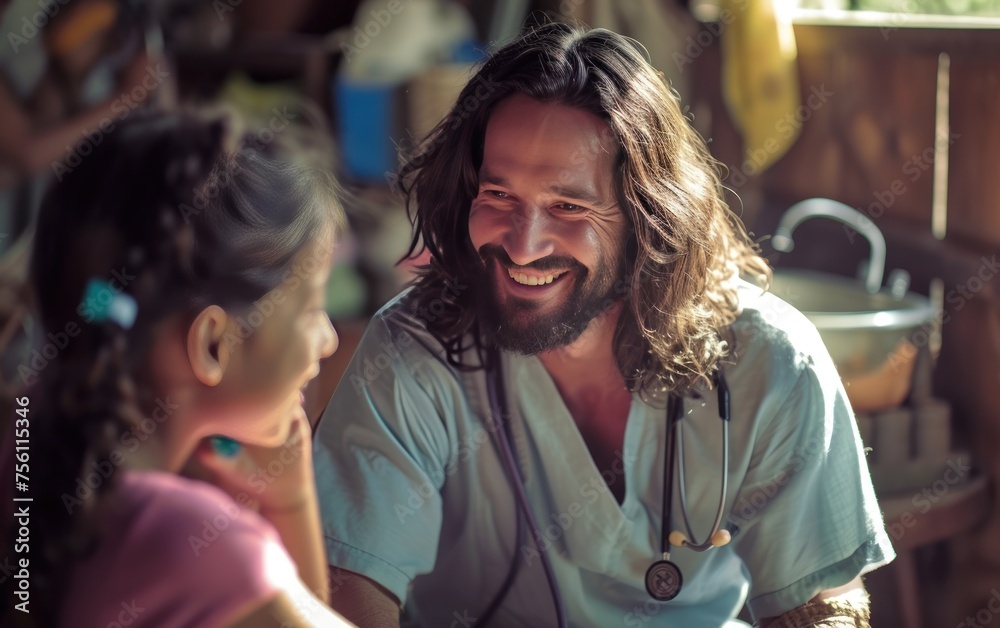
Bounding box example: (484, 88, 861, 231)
(556, 203, 585, 212)
(486, 190, 510, 199)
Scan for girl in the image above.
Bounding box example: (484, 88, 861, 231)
(3, 109, 353, 627)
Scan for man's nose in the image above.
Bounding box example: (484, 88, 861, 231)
(502, 205, 555, 267)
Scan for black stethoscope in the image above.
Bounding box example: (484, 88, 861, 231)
(480, 348, 732, 627)
(646, 371, 733, 603)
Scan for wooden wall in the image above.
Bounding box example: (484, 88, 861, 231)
(691, 17, 1000, 626)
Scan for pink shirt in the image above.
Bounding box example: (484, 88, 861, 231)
(58, 471, 298, 627)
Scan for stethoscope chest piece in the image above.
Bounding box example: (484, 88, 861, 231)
(644, 559, 683, 601)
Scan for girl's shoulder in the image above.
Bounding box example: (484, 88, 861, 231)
(109, 469, 293, 571)
(60, 470, 297, 627)
(116, 468, 255, 520)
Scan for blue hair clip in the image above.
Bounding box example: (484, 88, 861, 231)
(82, 278, 138, 329)
(209, 436, 241, 458)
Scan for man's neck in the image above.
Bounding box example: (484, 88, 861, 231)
(538, 302, 632, 504)
(537, 301, 629, 413)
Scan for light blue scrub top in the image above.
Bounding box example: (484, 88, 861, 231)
(313, 280, 895, 627)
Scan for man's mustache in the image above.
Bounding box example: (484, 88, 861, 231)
(477, 244, 583, 274)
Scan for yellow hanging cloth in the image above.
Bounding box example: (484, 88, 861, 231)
(721, 0, 801, 174)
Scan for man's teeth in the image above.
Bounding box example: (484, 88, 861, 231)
(507, 268, 563, 286)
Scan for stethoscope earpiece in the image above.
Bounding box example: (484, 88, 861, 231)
(712, 529, 732, 547)
(667, 530, 687, 548)
(668, 529, 732, 550)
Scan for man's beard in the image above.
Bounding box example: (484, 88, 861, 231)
(475, 245, 624, 355)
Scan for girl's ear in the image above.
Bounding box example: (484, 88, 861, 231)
(186, 305, 232, 387)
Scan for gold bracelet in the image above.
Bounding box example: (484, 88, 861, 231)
(760, 595, 871, 628)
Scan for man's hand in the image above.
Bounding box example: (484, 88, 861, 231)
(758, 577, 870, 627)
(329, 567, 402, 628)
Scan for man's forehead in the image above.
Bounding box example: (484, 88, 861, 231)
(483, 95, 616, 165)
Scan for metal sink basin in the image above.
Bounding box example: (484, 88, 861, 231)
(769, 269, 936, 377)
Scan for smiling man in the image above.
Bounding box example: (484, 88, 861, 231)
(313, 23, 894, 627)
(472, 94, 627, 357)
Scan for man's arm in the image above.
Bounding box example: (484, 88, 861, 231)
(312, 315, 453, 627)
(758, 576, 870, 627)
(328, 566, 402, 627)
(228, 591, 355, 627)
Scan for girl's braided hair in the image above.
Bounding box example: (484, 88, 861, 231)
(3, 108, 343, 626)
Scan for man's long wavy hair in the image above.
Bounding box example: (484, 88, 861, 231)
(398, 22, 771, 397)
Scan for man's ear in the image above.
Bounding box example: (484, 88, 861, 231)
(186, 305, 232, 387)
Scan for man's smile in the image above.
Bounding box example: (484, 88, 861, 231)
(506, 266, 569, 286)
(492, 259, 575, 301)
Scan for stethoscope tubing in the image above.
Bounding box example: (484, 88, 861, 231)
(483, 348, 730, 625)
(486, 351, 569, 628)
(675, 418, 730, 551)
(475, 437, 525, 625)
(672, 371, 731, 552)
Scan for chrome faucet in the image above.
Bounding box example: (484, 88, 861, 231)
(771, 198, 886, 294)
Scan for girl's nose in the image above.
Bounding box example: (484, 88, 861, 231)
(318, 314, 338, 359)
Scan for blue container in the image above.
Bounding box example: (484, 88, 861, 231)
(334, 75, 398, 183)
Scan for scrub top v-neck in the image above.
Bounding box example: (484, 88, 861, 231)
(312, 280, 895, 627)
